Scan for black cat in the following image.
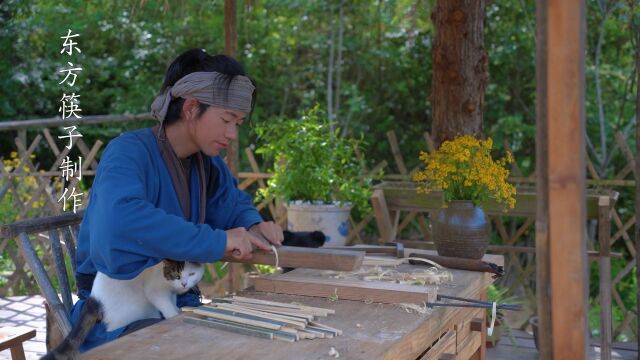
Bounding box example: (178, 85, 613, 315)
(281, 230, 326, 273)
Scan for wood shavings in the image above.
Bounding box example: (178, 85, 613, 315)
(363, 298, 374, 305)
(397, 302, 431, 315)
(328, 347, 340, 358)
(324, 263, 453, 286)
(328, 288, 339, 302)
(362, 256, 445, 268)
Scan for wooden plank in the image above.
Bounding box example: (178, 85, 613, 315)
(254, 270, 437, 304)
(245, 147, 277, 219)
(456, 331, 482, 360)
(10, 343, 26, 360)
(535, 1, 552, 358)
(371, 189, 395, 242)
(374, 181, 613, 219)
(1, 210, 84, 239)
(392, 241, 623, 259)
(543, 0, 588, 358)
(42, 128, 61, 156)
(0, 113, 153, 131)
(220, 246, 364, 272)
(474, 289, 487, 360)
(635, 13, 640, 353)
(386, 130, 407, 174)
(0, 327, 36, 352)
(418, 330, 456, 360)
(423, 131, 436, 153)
(598, 197, 613, 360)
(455, 309, 483, 350)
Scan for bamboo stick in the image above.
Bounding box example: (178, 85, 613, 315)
(186, 314, 298, 342)
(221, 303, 315, 323)
(222, 302, 316, 320)
(231, 296, 336, 315)
(191, 308, 281, 330)
(184, 315, 274, 340)
(209, 304, 307, 329)
(309, 321, 343, 336)
(185, 297, 342, 342)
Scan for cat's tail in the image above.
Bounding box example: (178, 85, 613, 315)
(41, 297, 103, 360)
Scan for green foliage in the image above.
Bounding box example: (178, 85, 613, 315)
(588, 257, 638, 341)
(486, 284, 522, 322)
(0, 0, 637, 337)
(485, 284, 522, 346)
(255, 104, 373, 212)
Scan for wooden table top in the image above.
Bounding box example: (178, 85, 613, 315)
(83, 252, 503, 360)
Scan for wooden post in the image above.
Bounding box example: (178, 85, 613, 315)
(224, 0, 239, 176)
(598, 196, 612, 360)
(634, 5, 640, 356)
(224, 0, 243, 294)
(536, 0, 588, 359)
(17, 130, 27, 155)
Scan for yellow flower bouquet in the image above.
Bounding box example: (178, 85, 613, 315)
(412, 135, 516, 209)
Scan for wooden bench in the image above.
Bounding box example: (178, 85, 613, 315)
(0, 327, 36, 360)
(370, 181, 619, 359)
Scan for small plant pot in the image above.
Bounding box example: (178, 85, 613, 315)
(286, 201, 352, 247)
(432, 201, 490, 259)
(529, 316, 539, 351)
(486, 319, 504, 348)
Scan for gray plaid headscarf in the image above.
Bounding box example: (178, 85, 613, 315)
(150, 71, 255, 123)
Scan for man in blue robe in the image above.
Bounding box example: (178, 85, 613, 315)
(70, 49, 283, 351)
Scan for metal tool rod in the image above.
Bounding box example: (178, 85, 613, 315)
(426, 302, 521, 310)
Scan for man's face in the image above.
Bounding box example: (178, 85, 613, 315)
(192, 106, 247, 156)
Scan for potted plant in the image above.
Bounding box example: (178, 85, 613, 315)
(255, 105, 373, 246)
(485, 284, 521, 348)
(412, 135, 516, 259)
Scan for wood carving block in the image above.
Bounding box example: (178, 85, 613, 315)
(254, 273, 437, 304)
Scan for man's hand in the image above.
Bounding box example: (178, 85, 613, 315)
(225, 227, 272, 260)
(249, 221, 284, 247)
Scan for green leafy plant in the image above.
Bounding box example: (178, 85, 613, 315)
(255, 104, 373, 212)
(486, 284, 522, 346)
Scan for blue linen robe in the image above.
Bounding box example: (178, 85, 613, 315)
(70, 128, 263, 351)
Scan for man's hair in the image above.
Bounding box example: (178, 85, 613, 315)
(160, 48, 256, 125)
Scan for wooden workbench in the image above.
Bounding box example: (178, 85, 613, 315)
(84, 252, 502, 360)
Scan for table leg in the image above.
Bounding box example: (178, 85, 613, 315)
(10, 343, 27, 360)
(469, 287, 487, 360)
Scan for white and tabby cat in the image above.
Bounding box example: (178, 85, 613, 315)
(42, 260, 204, 359)
(91, 260, 204, 331)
